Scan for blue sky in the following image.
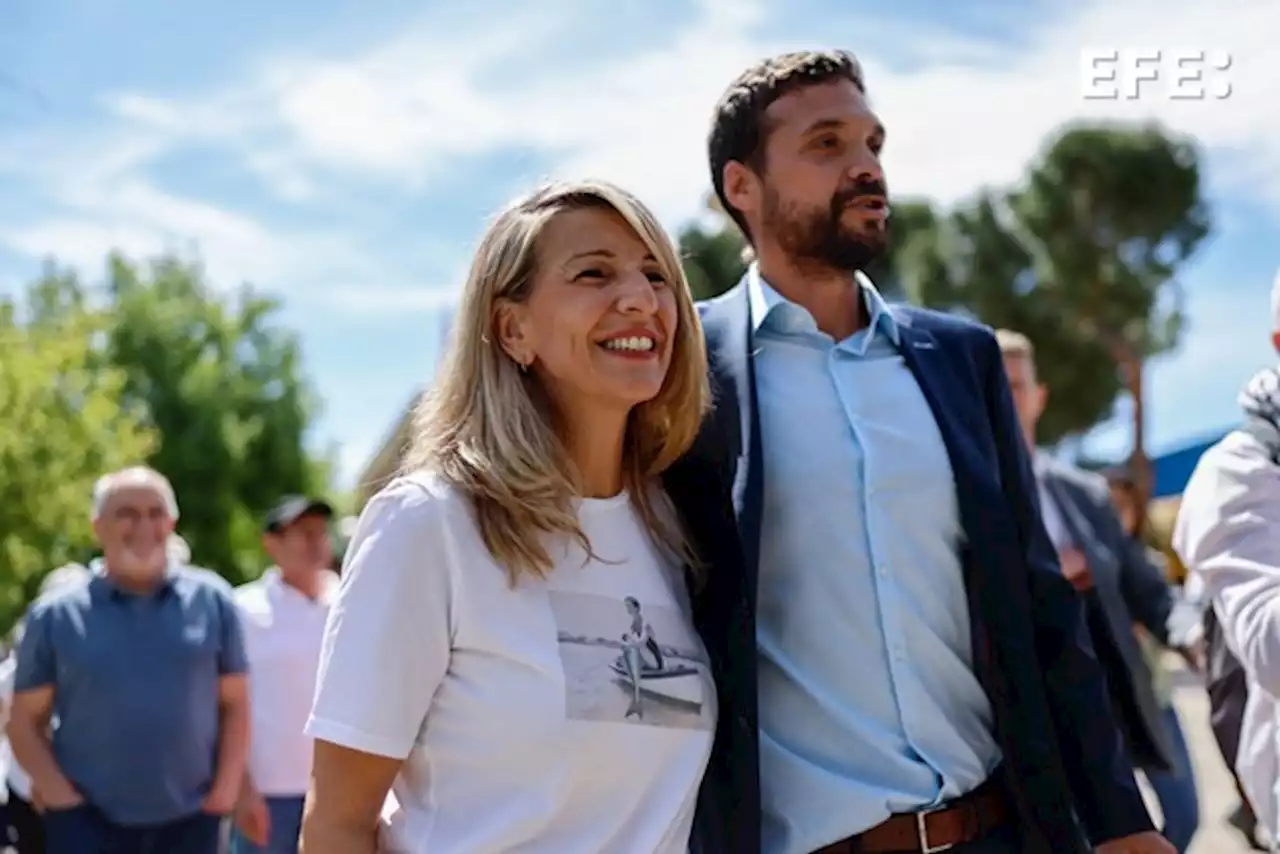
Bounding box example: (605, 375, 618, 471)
(2, 0, 1277, 489)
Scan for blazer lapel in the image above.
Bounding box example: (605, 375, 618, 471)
(893, 311, 999, 682)
(893, 314, 959, 471)
(1043, 468, 1103, 559)
(699, 280, 762, 596)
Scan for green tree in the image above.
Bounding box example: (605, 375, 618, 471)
(903, 122, 1209, 493)
(100, 253, 331, 583)
(680, 221, 748, 301)
(0, 271, 156, 630)
(906, 193, 1127, 445)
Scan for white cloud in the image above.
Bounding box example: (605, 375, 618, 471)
(1084, 278, 1274, 459)
(876, 0, 1278, 208)
(11, 0, 1278, 312)
(94, 0, 1280, 225)
(7, 0, 1278, 482)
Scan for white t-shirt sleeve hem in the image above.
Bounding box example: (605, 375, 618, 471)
(308, 475, 455, 764)
(305, 715, 412, 760)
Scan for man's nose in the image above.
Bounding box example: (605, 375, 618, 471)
(847, 149, 884, 188)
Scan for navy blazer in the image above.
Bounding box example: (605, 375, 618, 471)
(665, 282, 1155, 854)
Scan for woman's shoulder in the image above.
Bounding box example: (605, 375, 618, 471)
(367, 469, 468, 515)
(354, 469, 476, 544)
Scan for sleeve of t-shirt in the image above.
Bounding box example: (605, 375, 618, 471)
(0, 655, 17, 701)
(13, 607, 55, 693)
(305, 478, 454, 760)
(215, 586, 250, 676)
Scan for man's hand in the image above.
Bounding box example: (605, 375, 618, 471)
(1095, 831, 1177, 853)
(1059, 547, 1094, 591)
(201, 779, 240, 817)
(234, 788, 272, 846)
(1176, 640, 1206, 672)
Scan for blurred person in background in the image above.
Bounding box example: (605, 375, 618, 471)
(1174, 272, 1280, 851)
(0, 565, 93, 854)
(231, 496, 336, 854)
(5, 466, 250, 854)
(300, 180, 722, 854)
(998, 329, 1199, 850)
(1107, 472, 1204, 853)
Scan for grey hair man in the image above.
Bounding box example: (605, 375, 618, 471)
(6, 466, 251, 854)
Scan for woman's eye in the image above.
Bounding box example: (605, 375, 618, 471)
(646, 272, 668, 286)
(574, 268, 606, 281)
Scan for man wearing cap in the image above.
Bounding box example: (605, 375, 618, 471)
(230, 496, 337, 854)
(6, 466, 249, 854)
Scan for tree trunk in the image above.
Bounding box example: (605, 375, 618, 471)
(1121, 353, 1152, 537)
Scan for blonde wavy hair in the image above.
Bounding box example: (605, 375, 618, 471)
(402, 180, 710, 584)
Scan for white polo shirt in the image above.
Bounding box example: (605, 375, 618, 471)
(0, 654, 29, 802)
(235, 567, 338, 797)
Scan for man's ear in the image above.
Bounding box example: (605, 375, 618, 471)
(1034, 382, 1049, 420)
(722, 160, 761, 221)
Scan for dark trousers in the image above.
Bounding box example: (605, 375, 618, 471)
(7, 790, 46, 854)
(44, 804, 222, 854)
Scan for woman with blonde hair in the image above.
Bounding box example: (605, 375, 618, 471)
(300, 180, 721, 854)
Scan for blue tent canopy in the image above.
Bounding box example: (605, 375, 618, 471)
(1150, 428, 1233, 499)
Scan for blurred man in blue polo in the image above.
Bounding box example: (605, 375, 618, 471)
(5, 465, 251, 854)
(231, 495, 337, 854)
(0, 563, 93, 854)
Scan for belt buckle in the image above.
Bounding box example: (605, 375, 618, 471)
(915, 804, 954, 854)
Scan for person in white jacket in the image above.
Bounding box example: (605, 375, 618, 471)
(1174, 270, 1280, 848)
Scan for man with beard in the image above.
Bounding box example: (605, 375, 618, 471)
(663, 50, 1171, 854)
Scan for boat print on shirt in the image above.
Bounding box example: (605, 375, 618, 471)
(548, 590, 713, 730)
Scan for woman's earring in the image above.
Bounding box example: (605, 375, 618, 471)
(518, 358, 529, 373)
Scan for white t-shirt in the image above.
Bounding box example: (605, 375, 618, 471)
(235, 568, 338, 796)
(306, 473, 715, 854)
(0, 653, 30, 802)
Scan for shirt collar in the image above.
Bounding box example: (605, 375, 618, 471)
(90, 557, 179, 600)
(265, 566, 339, 605)
(746, 262, 900, 345)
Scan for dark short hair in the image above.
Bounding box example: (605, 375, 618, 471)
(708, 50, 866, 242)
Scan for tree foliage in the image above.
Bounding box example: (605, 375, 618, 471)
(902, 122, 1210, 476)
(19, 253, 330, 589)
(0, 274, 156, 630)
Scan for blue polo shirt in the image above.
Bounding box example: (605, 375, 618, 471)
(14, 565, 248, 826)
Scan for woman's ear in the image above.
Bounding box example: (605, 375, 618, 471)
(493, 299, 531, 367)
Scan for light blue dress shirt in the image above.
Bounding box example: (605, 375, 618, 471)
(749, 266, 1002, 854)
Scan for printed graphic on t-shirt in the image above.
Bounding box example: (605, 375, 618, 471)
(549, 590, 713, 730)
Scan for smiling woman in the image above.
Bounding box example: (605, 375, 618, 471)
(299, 179, 723, 854)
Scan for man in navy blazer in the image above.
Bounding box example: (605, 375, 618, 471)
(665, 50, 1172, 854)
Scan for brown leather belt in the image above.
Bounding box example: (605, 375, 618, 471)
(814, 775, 1009, 854)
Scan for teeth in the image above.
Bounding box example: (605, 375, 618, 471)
(603, 336, 655, 352)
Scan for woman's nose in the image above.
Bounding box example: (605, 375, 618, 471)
(616, 271, 659, 315)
